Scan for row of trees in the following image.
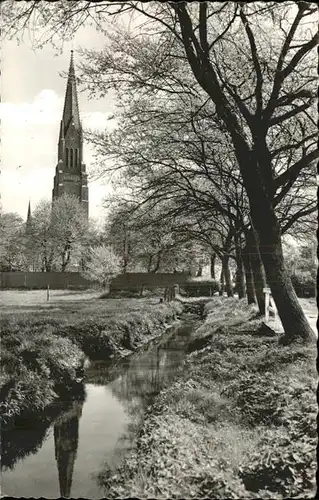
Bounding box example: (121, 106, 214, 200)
(79, 2, 316, 336)
(0, 194, 210, 279)
(0, 196, 92, 273)
(3, 1, 317, 342)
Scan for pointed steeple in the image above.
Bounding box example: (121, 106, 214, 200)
(53, 51, 89, 219)
(26, 200, 32, 227)
(27, 200, 31, 220)
(61, 50, 81, 134)
(25, 200, 32, 234)
(54, 401, 83, 498)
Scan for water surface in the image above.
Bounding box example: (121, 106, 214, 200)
(1, 320, 196, 498)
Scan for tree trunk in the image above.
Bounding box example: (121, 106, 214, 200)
(246, 229, 266, 314)
(175, 10, 314, 342)
(219, 267, 224, 296)
(61, 249, 71, 272)
(244, 177, 315, 342)
(196, 264, 203, 277)
(221, 255, 234, 297)
(122, 237, 129, 273)
(235, 240, 246, 299)
(152, 251, 162, 273)
(147, 255, 153, 273)
(256, 219, 315, 343)
(233, 134, 315, 341)
(242, 247, 256, 304)
(44, 255, 52, 272)
(210, 253, 216, 279)
(122, 256, 128, 273)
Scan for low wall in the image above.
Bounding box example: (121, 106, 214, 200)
(110, 272, 190, 291)
(0, 272, 94, 290)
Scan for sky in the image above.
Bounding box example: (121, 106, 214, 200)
(0, 24, 116, 222)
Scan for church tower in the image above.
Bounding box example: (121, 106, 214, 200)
(52, 51, 89, 219)
(26, 201, 32, 229)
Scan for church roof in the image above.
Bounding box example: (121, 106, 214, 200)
(61, 51, 81, 136)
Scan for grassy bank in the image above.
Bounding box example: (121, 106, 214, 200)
(100, 297, 317, 499)
(0, 294, 182, 427)
(0, 327, 85, 427)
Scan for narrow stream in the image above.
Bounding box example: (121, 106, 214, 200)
(1, 319, 197, 499)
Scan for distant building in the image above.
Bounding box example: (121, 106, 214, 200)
(26, 200, 32, 231)
(52, 51, 89, 219)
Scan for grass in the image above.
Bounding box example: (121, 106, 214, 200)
(0, 291, 182, 426)
(0, 289, 100, 310)
(99, 297, 317, 499)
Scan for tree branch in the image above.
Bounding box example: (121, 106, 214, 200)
(274, 148, 319, 190)
(239, 5, 263, 115)
(281, 205, 317, 234)
(269, 101, 312, 127)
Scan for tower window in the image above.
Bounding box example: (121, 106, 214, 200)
(65, 148, 69, 167)
(70, 149, 74, 169)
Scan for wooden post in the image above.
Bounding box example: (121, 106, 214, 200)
(47, 284, 50, 302)
(263, 286, 270, 322)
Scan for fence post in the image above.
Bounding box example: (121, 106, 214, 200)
(47, 284, 50, 302)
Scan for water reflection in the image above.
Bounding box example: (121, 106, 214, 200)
(109, 322, 194, 404)
(94, 321, 196, 494)
(2, 320, 197, 498)
(54, 400, 83, 498)
(1, 398, 84, 475)
(1, 416, 51, 471)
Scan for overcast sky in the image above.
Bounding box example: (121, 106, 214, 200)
(1, 25, 116, 221)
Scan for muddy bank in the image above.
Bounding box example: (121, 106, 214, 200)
(0, 298, 182, 428)
(100, 297, 317, 499)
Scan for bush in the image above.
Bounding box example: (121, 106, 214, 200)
(0, 322, 85, 426)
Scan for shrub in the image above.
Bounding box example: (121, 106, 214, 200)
(0, 324, 85, 425)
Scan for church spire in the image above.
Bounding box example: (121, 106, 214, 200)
(53, 51, 89, 219)
(27, 200, 32, 224)
(27, 200, 31, 220)
(61, 50, 81, 134)
(26, 200, 32, 233)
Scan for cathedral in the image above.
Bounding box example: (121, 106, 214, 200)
(52, 51, 89, 218)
